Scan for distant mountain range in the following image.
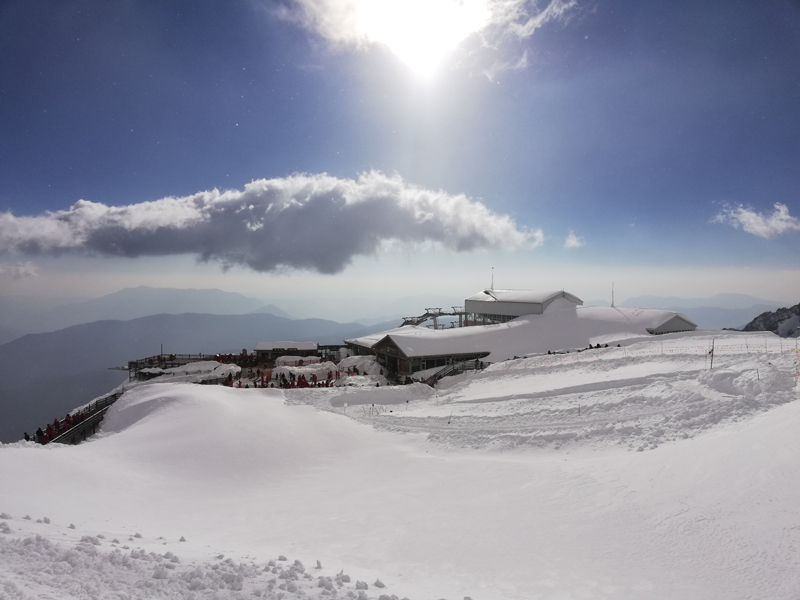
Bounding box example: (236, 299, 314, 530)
(0, 286, 292, 344)
(0, 312, 399, 444)
(620, 293, 784, 310)
(613, 293, 785, 330)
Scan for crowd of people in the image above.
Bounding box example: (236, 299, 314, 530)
(215, 352, 257, 366)
(226, 365, 377, 389)
(25, 410, 89, 445)
(546, 343, 620, 355)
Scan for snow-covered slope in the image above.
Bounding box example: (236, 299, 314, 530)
(1, 332, 798, 599)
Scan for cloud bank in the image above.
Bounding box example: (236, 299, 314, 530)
(714, 203, 800, 238)
(0, 172, 540, 274)
(0, 261, 38, 280)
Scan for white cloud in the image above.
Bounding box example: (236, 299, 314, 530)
(0, 261, 39, 280)
(0, 171, 541, 274)
(482, 50, 528, 82)
(564, 230, 584, 248)
(714, 203, 800, 238)
(278, 0, 577, 76)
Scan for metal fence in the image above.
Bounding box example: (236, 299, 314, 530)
(425, 359, 484, 387)
(49, 391, 124, 445)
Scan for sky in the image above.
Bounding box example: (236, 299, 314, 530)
(1, 0, 799, 319)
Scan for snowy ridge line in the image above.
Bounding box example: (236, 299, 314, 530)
(508, 344, 800, 373)
(24, 362, 243, 446)
(525, 342, 797, 362)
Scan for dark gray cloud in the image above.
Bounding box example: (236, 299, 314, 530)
(0, 171, 540, 274)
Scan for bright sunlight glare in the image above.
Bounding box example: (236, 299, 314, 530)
(355, 0, 490, 77)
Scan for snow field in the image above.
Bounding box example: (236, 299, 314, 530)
(0, 387, 430, 599)
(0, 332, 798, 599)
(321, 334, 798, 452)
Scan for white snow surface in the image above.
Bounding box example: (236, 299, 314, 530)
(1, 332, 799, 599)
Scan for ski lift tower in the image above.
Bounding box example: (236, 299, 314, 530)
(425, 308, 444, 329)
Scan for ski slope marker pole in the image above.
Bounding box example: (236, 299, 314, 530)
(710, 339, 715, 370)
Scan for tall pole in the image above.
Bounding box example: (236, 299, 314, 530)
(611, 282, 615, 308)
(710, 338, 715, 370)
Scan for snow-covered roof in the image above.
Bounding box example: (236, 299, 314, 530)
(255, 341, 318, 351)
(348, 306, 699, 361)
(345, 326, 408, 350)
(464, 289, 583, 318)
(646, 313, 698, 334)
(465, 289, 583, 306)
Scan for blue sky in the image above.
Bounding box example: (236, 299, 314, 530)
(1, 0, 799, 318)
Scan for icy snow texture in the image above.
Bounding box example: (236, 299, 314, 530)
(0, 534, 375, 600)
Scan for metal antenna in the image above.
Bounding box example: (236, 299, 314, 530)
(611, 282, 615, 307)
(491, 266, 494, 291)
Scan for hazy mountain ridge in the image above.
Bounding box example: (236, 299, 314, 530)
(621, 293, 784, 310)
(618, 294, 786, 329)
(248, 304, 292, 319)
(0, 287, 291, 344)
(0, 312, 399, 443)
(742, 303, 800, 337)
(663, 305, 782, 330)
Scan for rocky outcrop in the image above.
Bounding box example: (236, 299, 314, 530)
(742, 303, 800, 337)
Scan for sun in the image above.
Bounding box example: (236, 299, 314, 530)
(354, 0, 490, 77)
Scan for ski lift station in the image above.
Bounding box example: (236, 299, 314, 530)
(346, 289, 698, 377)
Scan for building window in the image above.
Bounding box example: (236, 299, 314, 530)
(464, 312, 517, 326)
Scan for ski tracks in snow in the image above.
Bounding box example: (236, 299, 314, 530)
(293, 336, 798, 453)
